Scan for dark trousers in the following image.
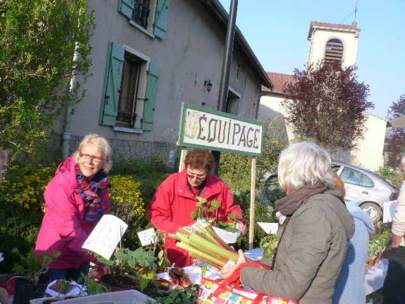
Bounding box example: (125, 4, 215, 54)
(382, 247, 405, 304)
(47, 261, 90, 283)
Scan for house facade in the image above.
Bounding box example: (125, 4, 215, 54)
(56, 0, 272, 164)
(258, 21, 387, 171)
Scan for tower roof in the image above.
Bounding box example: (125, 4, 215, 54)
(308, 21, 360, 40)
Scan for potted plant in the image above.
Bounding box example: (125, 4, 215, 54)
(98, 247, 169, 293)
(367, 223, 391, 269)
(10, 248, 60, 304)
(191, 196, 242, 232)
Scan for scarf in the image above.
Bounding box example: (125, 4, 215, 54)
(76, 165, 111, 223)
(271, 182, 329, 269)
(275, 182, 329, 225)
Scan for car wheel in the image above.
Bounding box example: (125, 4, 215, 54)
(360, 202, 382, 223)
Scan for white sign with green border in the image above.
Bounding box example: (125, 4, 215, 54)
(178, 103, 263, 156)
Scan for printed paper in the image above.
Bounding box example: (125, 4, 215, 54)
(137, 228, 156, 246)
(82, 214, 128, 260)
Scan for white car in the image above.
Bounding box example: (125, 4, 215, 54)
(332, 161, 400, 222)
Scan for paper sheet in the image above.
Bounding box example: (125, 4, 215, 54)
(82, 214, 128, 260)
(383, 200, 398, 223)
(257, 222, 279, 234)
(137, 228, 156, 246)
(212, 226, 240, 244)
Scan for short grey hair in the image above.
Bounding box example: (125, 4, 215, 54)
(73, 134, 112, 173)
(278, 141, 334, 192)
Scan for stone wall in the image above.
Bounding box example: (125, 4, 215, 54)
(69, 135, 179, 168)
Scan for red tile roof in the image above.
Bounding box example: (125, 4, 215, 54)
(262, 72, 295, 94)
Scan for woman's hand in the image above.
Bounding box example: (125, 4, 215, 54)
(221, 249, 246, 279)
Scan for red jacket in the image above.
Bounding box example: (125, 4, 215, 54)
(148, 169, 245, 267)
(35, 157, 110, 269)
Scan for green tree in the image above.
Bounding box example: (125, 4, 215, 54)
(384, 94, 405, 166)
(0, 0, 94, 157)
(219, 120, 287, 193)
(282, 62, 373, 150)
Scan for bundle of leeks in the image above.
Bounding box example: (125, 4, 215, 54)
(169, 223, 250, 269)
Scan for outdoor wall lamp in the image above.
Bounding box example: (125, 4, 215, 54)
(204, 80, 213, 92)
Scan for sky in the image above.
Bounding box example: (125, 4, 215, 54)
(218, 0, 405, 119)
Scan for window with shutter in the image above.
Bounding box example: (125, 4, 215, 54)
(99, 42, 125, 126)
(324, 39, 344, 64)
(142, 63, 160, 131)
(117, 0, 170, 39)
(100, 43, 159, 132)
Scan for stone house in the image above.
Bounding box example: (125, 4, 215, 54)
(55, 0, 273, 165)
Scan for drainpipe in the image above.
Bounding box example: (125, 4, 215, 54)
(62, 43, 79, 159)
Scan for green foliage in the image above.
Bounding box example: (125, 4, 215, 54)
(0, 163, 55, 211)
(233, 191, 279, 250)
(109, 175, 146, 247)
(109, 158, 174, 247)
(368, 222, 392, 260)
(260, 234, 280, 259)
(0, 162, 55, 272)
(283, 61, 373, 150)
(111, 156, 174, 206)
(81, 275, 110, 295)
(384, 94, 405, 166)
(219, 120, 287, 193)
(11, 248, 60, 283)
(96, 247, 158, 291)
(96, 247, 157, 278)
(154, 284, 199, 304)
(375, 167, 403, 189)
(0, 0, 94, 157)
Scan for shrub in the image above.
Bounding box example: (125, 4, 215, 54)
(109, 175, 144, 224)
(233, 190, 281, 251)
(109, 175, 148, 248)
(375, 166, 403, 189)
(0, 163, 55, 211)
(0, 163, 55, 272)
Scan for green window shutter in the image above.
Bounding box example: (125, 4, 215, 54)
(154, 0, 171, 39)
(142, 62, 160, 131)
(118, 0, 134, 19)
(99, 42, 125, 126)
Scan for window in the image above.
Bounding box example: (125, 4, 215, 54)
(99, 42, 160, 131)
(340, 167, 374, 187)
(118, 0, 171, 39)
(226, 89, 240, 115)
(132, 0, 152, 29)
(324, 39, 343, 64)
(116, 53, 142, 128)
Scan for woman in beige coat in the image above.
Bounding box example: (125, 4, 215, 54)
(222, 142, 354, 304)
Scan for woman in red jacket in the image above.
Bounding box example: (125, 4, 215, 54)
(148, 149, 246, 267)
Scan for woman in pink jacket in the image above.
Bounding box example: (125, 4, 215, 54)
(148, 149, 246, 267)
(35, 134, 112, 282)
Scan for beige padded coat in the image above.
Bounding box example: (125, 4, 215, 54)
(241, 192, 355, 304)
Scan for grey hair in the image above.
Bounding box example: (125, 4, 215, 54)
(278, 141, 334, 192)
(73, 134, 112, 173)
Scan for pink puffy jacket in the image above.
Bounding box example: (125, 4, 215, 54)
(35, 157, 110, 269)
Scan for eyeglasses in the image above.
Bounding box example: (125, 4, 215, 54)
(187, 172, 207, 180)
(79, 153, 105, 163)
